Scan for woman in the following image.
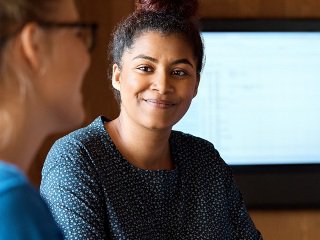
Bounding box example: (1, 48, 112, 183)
(0, 0, 96, 238)
(40, 0, 262, 239)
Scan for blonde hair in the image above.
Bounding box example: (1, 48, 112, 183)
(0, 0, 59, 149)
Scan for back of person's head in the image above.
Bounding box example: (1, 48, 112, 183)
(0, 0, 91, 151)
(0, 0, 59, 73)
(109, 0, 204, 103)
(0, 0, 59, 148)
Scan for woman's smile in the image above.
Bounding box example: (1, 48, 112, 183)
(143, 98, 176, 109)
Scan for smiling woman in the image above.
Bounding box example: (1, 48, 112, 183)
(0, 0, 94, 238)
(40, 0, 263, 239)
(111, 32, 199, 131)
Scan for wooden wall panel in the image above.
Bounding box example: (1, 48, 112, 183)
(250, 209, 320, 239)
(79, 0, 135, 122)
(199, 0, 320, 18)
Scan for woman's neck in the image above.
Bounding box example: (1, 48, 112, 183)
(105, 115, 174, 170)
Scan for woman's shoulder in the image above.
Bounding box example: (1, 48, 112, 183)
(170, 130, 216, 150)
(58, 116, 108, 144)
(43, 116, 116, 172)
(49, 116, 112, 154)
(170, 131, 232, 182)
(41, 116, 109, 172)
(170, 130, 222, 161)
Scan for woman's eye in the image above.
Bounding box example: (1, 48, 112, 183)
(137, 66, 152, 72)
(172, 70, 187, 76)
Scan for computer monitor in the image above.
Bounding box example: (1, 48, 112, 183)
(173, 19, 320, 208)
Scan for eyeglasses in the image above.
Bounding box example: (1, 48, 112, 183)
(1, 21, 98, 52)
(37, 20, 98, 52)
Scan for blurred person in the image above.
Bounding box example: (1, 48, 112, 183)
(0, 0, 96, 238)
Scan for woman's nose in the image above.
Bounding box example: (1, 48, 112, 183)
(151, 71, 174, 94)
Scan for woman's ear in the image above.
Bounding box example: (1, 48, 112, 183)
(19, 22, 44, 72)
(112, 63, 121, 91)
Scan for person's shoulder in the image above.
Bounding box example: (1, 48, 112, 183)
(58, 115, 108, 145)
(0, 162, 45, 210)
(170, 130, 227, 169)
(0, 168, 63, 239)
(49, 116, 110, 154)
(0, 176, 42, 214)
(43, 116, 112, 171)
(171, 130, 215, 149)
(0, 161, 28, 195)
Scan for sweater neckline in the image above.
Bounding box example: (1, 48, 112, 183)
(96, 116, 179, 175)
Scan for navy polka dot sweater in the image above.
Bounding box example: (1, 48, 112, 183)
(40, 116, 262, 240)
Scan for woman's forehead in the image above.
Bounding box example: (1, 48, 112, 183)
(120, 31, 196, 63)
(129, 31, 192, 52)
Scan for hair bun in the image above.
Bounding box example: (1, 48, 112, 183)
(136, 0, 198, 18)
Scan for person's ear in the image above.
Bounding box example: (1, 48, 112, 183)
(19, 22, 44, 72)
(112, 63, 121, 91)
(193, 75, 200, 97)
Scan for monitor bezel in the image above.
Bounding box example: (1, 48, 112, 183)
(199, 18, 320, 209)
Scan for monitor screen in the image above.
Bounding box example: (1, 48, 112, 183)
(173, 19, 320, 207)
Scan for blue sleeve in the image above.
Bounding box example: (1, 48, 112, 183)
(40, 138, 108, 240)
(0, 184, 63, 240)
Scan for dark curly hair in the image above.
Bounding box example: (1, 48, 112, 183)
(109, 0, 204, 103)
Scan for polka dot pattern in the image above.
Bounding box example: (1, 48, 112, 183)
(40, 116, 262, 240)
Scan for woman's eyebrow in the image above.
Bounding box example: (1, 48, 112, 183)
(132, 54, 158, 63)
(132, 54, 194, 68)
(171, 59, 194, 68)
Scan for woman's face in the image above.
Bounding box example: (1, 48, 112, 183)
(38, 0, 90, 131)
(113, 31, 199, 131)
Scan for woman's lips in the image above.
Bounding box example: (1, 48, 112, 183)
(144, 99, 176, 108)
